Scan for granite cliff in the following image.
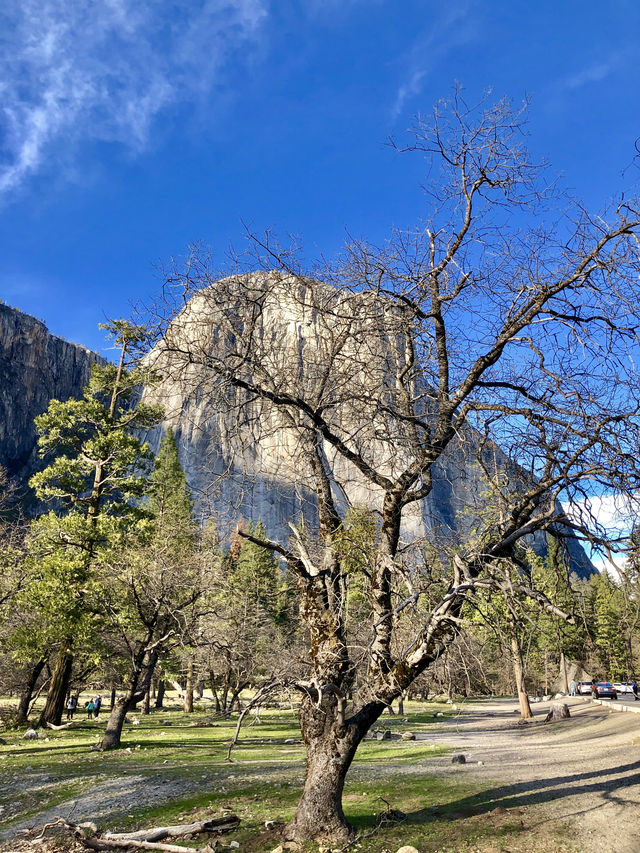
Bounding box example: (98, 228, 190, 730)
(0, 303, 102, 496)
(0, 292, 595, 576)
(143, 273, 596, 577)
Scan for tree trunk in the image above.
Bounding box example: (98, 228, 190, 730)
(101, 650, 157, 750)
(183, 658, 194, 713)
(209, 673, 220, 713)
(284, 699, 368, 844)
(16, 658, 47, 725)
(141, 688, 150, 715)
(155, 679, 166, 709)
(511, 634, 532, 719)
(230, 690, 243, 713)
(38, 639, 73, 727)
(110, 685, 117, 709)
(559, 650, 569, 694)
(101, 692, 131, 750)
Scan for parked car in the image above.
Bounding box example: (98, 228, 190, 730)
(576, 681, 593, 695)
(613, 682, 639, 698)
(591, 682, 617, 699)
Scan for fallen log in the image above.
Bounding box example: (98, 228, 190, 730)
(103, 815, 241, 842)
(46, 720, 78, 730)
(27, 814, 240, 852)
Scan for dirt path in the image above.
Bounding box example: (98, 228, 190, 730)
(413, 696, 640, 852)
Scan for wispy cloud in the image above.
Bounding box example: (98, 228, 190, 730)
(0, 0, 269, 195)
(563, 492, 639, 574)
(390, 1, 478, 120)
(565, 61, 615, 90)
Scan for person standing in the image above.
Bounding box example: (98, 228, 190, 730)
(87, 698, 95, 719)
(569, 680, 577, 697)
(94, 695, 102, 718)
(65, 695, 77, 720)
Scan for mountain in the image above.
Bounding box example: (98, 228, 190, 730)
(0, 291, 596, 577)
(0, 303, 102, 498)
(142, 273, 596, 577)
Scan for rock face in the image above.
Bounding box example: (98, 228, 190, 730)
(0, 289, 595, 578)
(143, 273, 595, 577)
(0, 303, 101, 496)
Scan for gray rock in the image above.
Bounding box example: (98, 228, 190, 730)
(141, 274, 596, 577)
(401, 731, 415, 740)
(0, 304, 102, 498)
(451, 754, 466, 764)
(23, 729, 38, 740)
(376, 730, 392, 740)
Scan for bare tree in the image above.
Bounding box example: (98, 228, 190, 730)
(148, 91, 640, 844)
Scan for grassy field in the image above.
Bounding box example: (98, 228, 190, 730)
(0, 697, 576, 853)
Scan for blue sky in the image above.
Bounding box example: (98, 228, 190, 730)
(1, 0, 639, 356)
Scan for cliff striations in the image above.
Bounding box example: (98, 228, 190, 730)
(0, 303, 102, 494)
(143, 273, 596, 577)
(0, 289, 595, 577)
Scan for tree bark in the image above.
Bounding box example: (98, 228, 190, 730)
(559, 650, 569, 694)
(511, 634, 532, 719)
(38, 639, 73, 727)
(141, 688, 150, 715)
(101, 650, 158, 749)
(208, 673, 220, 713)
(155, 679, 166, 709)
(284, 698, 370, 844)
(101, 692, 131, 750)
(183, 658, 194, 713)
(16, 657, 47, 725)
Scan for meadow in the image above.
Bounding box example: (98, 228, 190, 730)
(0, 697, 575, 852)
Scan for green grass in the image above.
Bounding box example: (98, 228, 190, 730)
(0, 699, 577, 852)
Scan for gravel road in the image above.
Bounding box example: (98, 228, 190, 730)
(412, 696, 640, 853)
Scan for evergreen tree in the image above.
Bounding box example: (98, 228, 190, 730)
(99, 427, 202, 749)
(22, 321, 163, 726)
(587, 570, 628, 680)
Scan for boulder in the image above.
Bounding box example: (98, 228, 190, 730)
(376, 730, 392, 740)
(401, 731, 416, 740)
(23, 728, 38, 740)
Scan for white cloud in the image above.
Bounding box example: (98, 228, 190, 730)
(0, 0, 269, 194)
(390, 1, 478, 120)
(563, 492, 640, 573)
(565, 61, 614, 90)
(392, 69, 427, 122)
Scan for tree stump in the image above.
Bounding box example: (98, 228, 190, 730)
(544, 702, 570, 722)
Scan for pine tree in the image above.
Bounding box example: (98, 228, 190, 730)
(99, 427, 201, 749)
(587, 570, 628, 680)
(22, 321, 163, 726)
